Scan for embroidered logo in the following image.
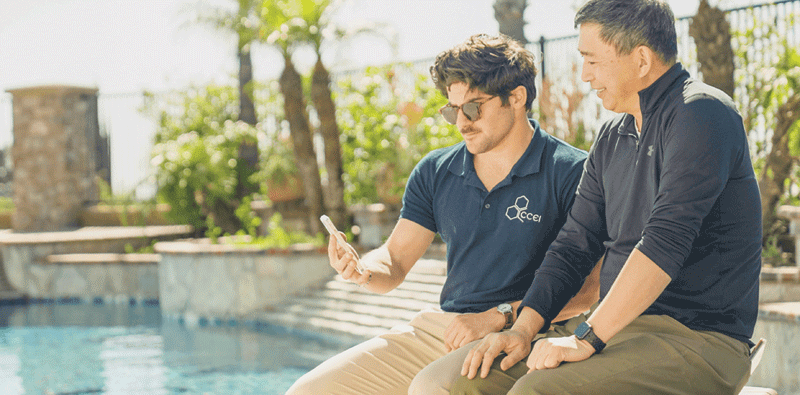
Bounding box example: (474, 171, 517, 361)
(505, 196, 542, 223)
(647, 145, 654, 157)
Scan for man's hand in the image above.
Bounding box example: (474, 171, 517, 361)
(461, 330, 532, 379)
(526, 335, 595, 372)
(444, 310, 505, 352)
(327, 232, 370, 286)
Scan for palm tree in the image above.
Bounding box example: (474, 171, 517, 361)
(292, 0, 349, 227)
(689, 0, 735, 97)
(189, 0, 263, 232)
(262, 2, 325, 234)
(494, 0, 528, 45)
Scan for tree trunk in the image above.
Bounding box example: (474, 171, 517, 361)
(311, 60, 349, 228)
(238, 43, 257, 126)
(237, 43, 259, 200)
(494, 0, 527, 45)
(278, 55, 324, 235)
(759, 94, 800, 238)
(689, 0, 735, 97)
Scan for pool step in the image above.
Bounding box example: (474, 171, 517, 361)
(258, 258, 447, 342)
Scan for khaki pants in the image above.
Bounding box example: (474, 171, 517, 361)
(450, 313, 752, 395)
(285, 308, 462, 395)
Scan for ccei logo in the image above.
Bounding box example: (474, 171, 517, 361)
(505, 196, 543, 223)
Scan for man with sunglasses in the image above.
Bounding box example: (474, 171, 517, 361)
(287, 34, 594, 395)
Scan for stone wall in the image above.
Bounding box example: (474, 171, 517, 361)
(0, 225, 193, 294)
(748, 303, 800, 394)
(7, 85, 100, 231)
(156, 240, 334, 319)
(26, 254, 159, 302)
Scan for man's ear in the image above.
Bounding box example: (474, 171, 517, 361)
(509, 85, 527, 109)
(636, 45, 655, 78)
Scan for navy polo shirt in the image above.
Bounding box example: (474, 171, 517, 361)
(400, 120, 586, 314)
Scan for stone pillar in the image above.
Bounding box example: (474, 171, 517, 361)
(7, 85, 100, 232)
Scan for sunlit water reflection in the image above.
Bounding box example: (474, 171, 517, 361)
(0, 303, 348, 395)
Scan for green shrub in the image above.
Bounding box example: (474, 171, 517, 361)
(336, 64, 459, 204)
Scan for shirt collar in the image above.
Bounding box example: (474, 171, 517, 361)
(448, 119, 546, 180)
(638, 62, 690, 116)
(614, 63, 688, 137)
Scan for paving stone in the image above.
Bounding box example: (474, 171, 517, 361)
(259, 259, 447, 341)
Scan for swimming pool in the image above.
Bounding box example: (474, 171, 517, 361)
(0, 301, 350, 394)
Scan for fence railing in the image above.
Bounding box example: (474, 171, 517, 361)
(2, 0, 797, 196)
(534, 0, 800, 145)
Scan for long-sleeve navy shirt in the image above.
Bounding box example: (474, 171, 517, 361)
(520, 64, 762, 345)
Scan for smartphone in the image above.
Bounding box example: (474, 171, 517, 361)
(320, 215, 364, 274)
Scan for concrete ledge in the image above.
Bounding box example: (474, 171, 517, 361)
(759, 266, 800, 303)
(777, 205, 800, 267)
(761, 266, 800, 282)
(45, 253, 160, 264)
(22, 252, 160, 300)
(758, 302, 800, 323)
(155, 240, 334, 319)
(0, 225, 193, 294)
(0, 225, 193, 245)
(750, 302, 800, 393)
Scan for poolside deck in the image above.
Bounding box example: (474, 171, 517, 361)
(255, 257, 447, 345)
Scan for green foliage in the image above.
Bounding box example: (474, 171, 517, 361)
(0, 197, 13, 213)
(145, 84, 266, 231)
(336, 64, 457, 204)
(152, 119, 262, 231)
(258, 132, 298, 186)
(734, 9, 800, 164)
(229, 213, 324, 249)
(95, 177, 160, 227)
(124, 242, 156, 254)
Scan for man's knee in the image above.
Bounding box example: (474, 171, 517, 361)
(408, 370, 442, 395)
(449, 361, 526, 395)
(450, 375, 496, 395)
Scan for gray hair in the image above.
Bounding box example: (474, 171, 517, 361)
(575, 0, 677, 65)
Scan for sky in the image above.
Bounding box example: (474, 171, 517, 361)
(0, 0, 728, 196)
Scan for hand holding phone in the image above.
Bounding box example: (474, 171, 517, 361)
(320, 215, 364, 274)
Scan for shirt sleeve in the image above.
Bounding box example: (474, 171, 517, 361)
(399, 154, 438, 233)
(520, 134, 610, 327)
(558, 155, 587, 219)
(635, 96, 743, 278)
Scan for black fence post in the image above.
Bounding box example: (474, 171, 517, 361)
(539, 36, 547, 80)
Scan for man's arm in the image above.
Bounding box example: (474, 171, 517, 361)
(526, 248, 670, 370)
(531, 97, 742, 370)
(331, 218, 435, 294)
(460, 257, 601, 378)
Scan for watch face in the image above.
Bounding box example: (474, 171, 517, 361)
(574, 321, 591, 338)
(498, 303, 512, 314)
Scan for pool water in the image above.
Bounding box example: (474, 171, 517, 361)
(0, 302, 350, 395)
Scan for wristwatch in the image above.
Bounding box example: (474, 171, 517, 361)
(574, 321, 606, 353)
(497, 303, 514, 330)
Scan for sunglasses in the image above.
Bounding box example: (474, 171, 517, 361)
(438, 96, 497, 125)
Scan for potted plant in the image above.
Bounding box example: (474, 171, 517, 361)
(263, 135, 304, 203)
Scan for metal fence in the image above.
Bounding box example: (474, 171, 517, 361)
(1, 0, 797, 196)
(535, 0, 800, 145)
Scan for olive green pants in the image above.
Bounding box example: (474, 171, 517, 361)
(450, 314, 752, 395)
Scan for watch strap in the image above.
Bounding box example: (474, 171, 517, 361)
(497, 303, 514, 330)
(575, 321, 606, 353)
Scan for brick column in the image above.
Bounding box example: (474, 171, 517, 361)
(7, 85, 100, 232)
